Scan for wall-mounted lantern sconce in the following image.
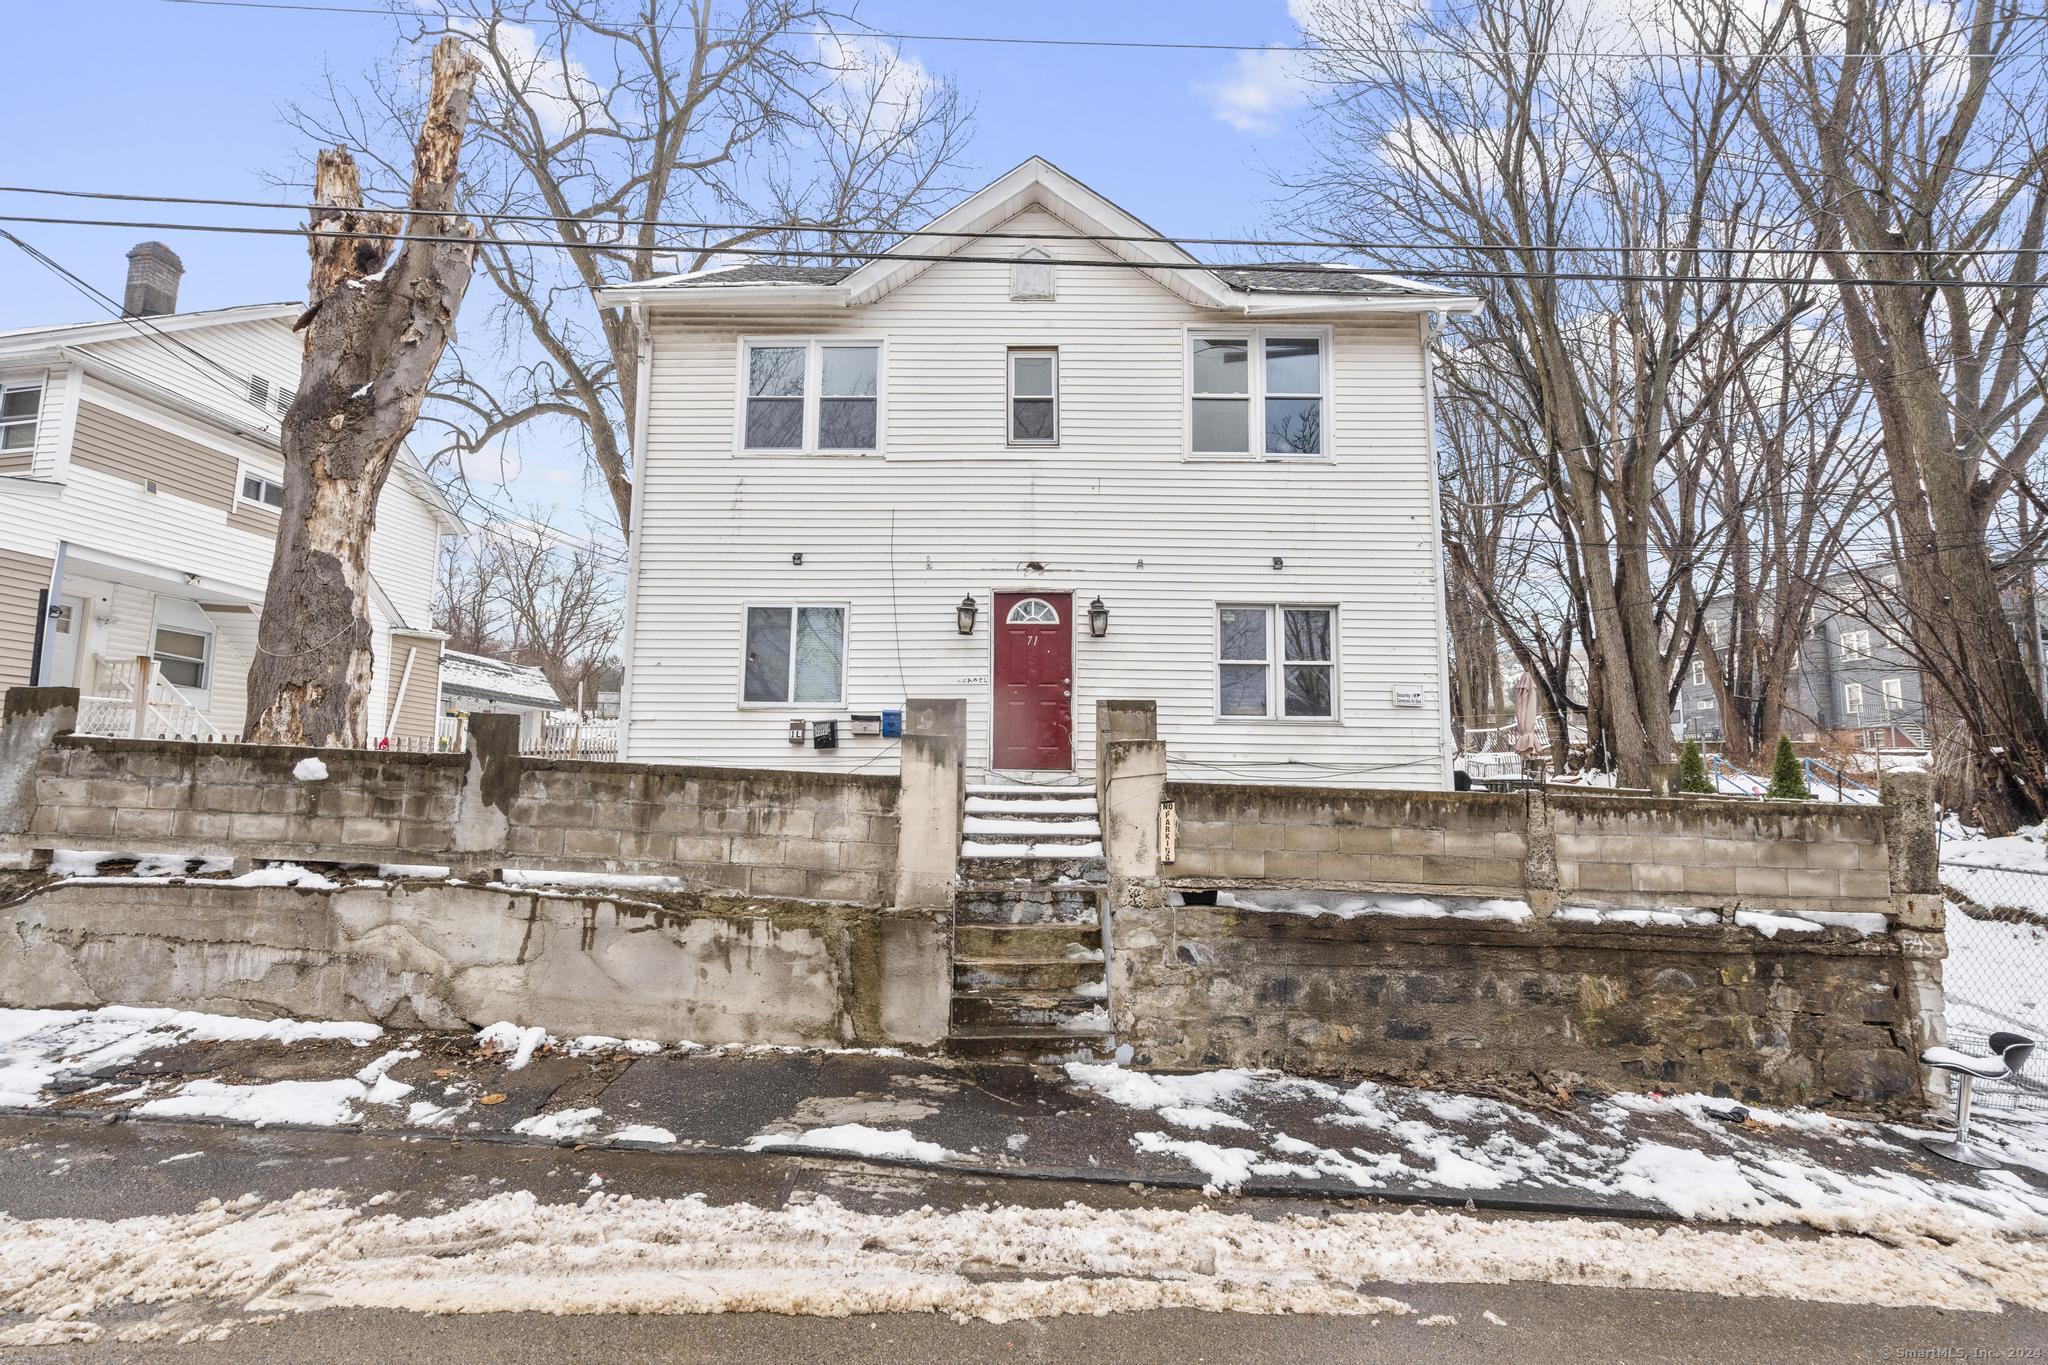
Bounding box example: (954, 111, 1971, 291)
(1088, 596, 1110, 638)
(956, 595, 979, 635)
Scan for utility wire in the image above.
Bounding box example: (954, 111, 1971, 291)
(5, 182, 2044, 261)
(5, 210, 2045, 289)
(148, 0, 2048, 63)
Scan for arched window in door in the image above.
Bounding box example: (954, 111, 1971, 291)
(1006, 597, 1060, 626)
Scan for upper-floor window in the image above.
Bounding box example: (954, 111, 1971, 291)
(1008, 349, 1058, 444)
(1690, 660, 1706, 687)
(240, 471, 285, 509)
(1881, 677, 1904, 710)
(741, 604, 846, 705)
(741, 340, 880, 454)
(1843, 681, 1864, 714)
(0, 382, 42, 451)
(1840, 628, 1871, 661)
(1218, 604, 1334, 719)
(1189, 330, 1327, 458)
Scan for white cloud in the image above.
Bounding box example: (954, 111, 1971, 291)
(446, 16, 609, 140)
(1195, 46, 1313, 134)
(815, 31, 941, 147)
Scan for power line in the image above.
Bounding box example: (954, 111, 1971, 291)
(6, 182, 2045, 262)
(7, 209, 2047, 290)
(0, 229, 271, 415)
(147, 0, 2048, 63)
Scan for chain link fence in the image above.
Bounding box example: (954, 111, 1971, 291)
(1937, 859, 2048, 1121)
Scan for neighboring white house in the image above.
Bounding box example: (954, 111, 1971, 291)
(438, 649, 564, 747)
(602, 158, 1477, 787)
(0, 242, 459, 744)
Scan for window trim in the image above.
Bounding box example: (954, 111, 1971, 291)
(237, 465, 285, 511)
(734, 601, 850, 709)
(0, 380, 43, 453)
(1839, 628, 1871, 661)
(1006, 347, 1059, 446)
(1214, 603, 1340, 722)
(735, 337, 885, 456)
(1881, 676, 1904, 710)
(1843, 681, 1864, 715)
(151, 622, 213, 694)
(1184, 326, 1332, 461)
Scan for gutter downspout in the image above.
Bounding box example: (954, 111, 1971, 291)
(614, 301, 655, 762)
(1421, 308, 1458, 791)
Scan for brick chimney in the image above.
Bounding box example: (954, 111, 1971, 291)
(122, 241, 185, 317)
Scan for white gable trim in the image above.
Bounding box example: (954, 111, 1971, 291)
(838, 156, 1240, 312)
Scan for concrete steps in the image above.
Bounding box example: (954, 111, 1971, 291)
(947, 781, 1112, 1062)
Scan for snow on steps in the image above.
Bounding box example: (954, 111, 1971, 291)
(961, 839, 1105, 860)
(965, 795, 1099, 815)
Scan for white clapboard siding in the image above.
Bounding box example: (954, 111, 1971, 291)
(624, 206, 1452, 788)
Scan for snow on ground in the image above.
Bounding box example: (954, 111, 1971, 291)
(745, 1123, 960, 1163)
(1065, 1062, 2048, 1239)
(0, 1008, 380, 1109)
(1941, 824, 2048, 874)
(0, 1183, 2040, 1346)
(1175, 890, 1532, 923)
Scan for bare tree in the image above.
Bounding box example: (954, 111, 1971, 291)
(1695, 0, 2048, 828)
(1288, 0, 1818, 786)
(289, 0, 972, 534)
(431, 511, 622, 704)
(247, 38, 484, 745)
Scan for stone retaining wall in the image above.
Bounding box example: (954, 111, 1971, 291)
(1110, 898, 1938, 1109)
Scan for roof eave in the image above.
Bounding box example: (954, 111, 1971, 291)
(596, 283, 852, 310)
(1234, 292, 1485, 317)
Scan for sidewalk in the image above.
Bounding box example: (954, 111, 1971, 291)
(2, 1005, 2045, 1241)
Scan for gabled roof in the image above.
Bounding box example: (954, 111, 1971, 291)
(0, 301, 301, 353)
(439, 650, 564, 711)
(600, 157, 1479, 315)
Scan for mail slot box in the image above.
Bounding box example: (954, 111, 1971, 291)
(850, 713, 882, 736)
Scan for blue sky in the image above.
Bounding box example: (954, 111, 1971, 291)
(0, 0, 1318, 523)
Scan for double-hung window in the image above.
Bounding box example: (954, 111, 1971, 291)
(1843, 682, 1864, 715)
(0, 382, 41, 451)
(152, 626, 211, 691)
(742, 340, 881, 453)
(1881, 677, 1904, 711)
(1189, 330, 1327, 457)
(742, 605, 846, 705)
(1839, 628, 1871, 661)
(1008, 348, 1057, 444)
(240, 471, 285, 508)
(1218, 605, 1335, 719)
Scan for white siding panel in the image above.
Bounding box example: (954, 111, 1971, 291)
(625, 209, 1450, 786)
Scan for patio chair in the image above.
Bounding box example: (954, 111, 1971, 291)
(1919, 1032, 2036, 1169)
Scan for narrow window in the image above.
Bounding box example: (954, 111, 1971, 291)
(1218, 606, 1270, 716)
(1281, 608, 1334, 717)
(744, 345, 806, 450)
(742, 605, 846, 704)
(1881, 677, 1903, 710)
(1264, 335, 1323, 454)
(1690, 660, 1706, 687)
(1009, 349, 1057, 444)
(152, 626, 211, 690)
(1844, 682, 1864, 715)
(818, 345, 879, 450)
(1191, 337, 1250, 454)
(240, 472, 285, 508)
(0, 383, 41, 450)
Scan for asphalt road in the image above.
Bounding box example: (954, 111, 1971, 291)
(0, 1114, 2041, 1364)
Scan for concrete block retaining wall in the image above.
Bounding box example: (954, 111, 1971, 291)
(0, 879, 950, 1047)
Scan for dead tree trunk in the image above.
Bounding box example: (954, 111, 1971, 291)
(246, 38, 482, 745)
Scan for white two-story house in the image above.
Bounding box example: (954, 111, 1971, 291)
(0, 242, 459, 745)
(604, 159, 1477, 786)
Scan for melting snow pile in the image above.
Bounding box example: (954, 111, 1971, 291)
(0, 1185, 2042, 1346)
(292, 756, 329, 782)
(1175, 890, 1532, 923)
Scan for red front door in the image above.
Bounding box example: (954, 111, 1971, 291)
(992, 591, 1073, 770)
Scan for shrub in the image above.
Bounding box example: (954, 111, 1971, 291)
(1765, 736, 1811, 800)
(1679, 738, 1714, 795)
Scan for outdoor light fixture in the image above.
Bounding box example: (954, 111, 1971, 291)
(1088, 596, 1110, 638)
(957, 595, 979, 635)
